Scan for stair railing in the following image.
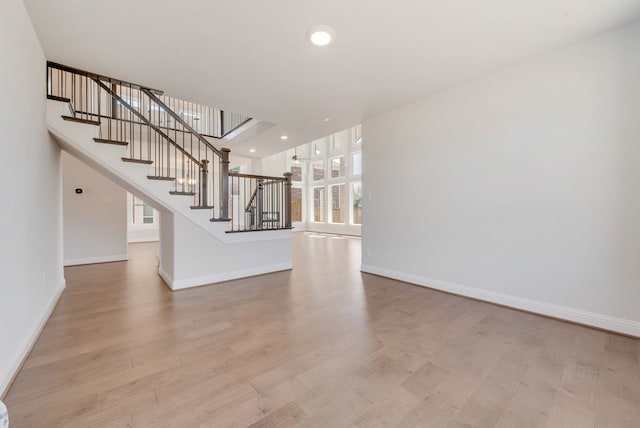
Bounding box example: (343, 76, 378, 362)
(155, 94, 251, 139)
(47, 62, 224, 215)
(228, 172, 293, 232)
(47, 61, 291, 231)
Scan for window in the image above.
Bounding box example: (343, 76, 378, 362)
(311, 160, 324, 181)
(291, 165, 302, 182)
(142, 205, 153, 223)
(329, 135, 343, 153)
(331, 184, 346, 223)
(351, 182, 362, 225)
(330, 157, 344, 178)
(351, 152, 362, 176)
(313, 140, 325, 156)
(131, 195, 156, 225)
(291, 123, 362, 230)
(291, 188, 302, 222)
(313, 187, 325, 222)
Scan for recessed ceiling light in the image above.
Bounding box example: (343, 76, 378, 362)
(249, 149, 256, 153)
(323, 117, 331, 122)
(280, 135, 289, 141)
(307, 25, 335, 47)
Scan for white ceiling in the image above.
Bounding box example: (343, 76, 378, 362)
(25, 0, 640, 158)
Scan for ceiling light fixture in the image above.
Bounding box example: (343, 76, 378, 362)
(291, 147, 309, 164)
(307, 25, 335, 47)
(280, 135, 289, 141)
(323, 117, 331, 122)
(249, 149, 256, 153)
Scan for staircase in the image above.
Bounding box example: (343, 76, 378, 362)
(47, 62, 292, 239)
(46, 62, 293, 288)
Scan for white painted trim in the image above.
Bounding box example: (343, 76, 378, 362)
(164, 263, 293, 291)
(127, 237, 160, 243)
(360, 264, 640, 338)
(158, 267, 174, 291)
(1, 279, 66, 398)
(64, 254, 128, 267)
(222, 229, 292, 244)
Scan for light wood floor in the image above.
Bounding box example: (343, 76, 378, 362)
(5, 233, 640, 427)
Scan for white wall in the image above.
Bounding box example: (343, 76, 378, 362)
(158, 211, 174, 281)
(158, 213, 291, 290)
(0, 0, 65, 396)
(229, 153, 255, 173)
(63, 152, 128, 265)
(362, 20, 640, 336)
(261, 151, 288, 177)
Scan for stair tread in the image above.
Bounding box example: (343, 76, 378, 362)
(210, 218, 231, 222)
(147, 175, 176, 181)
(47, 95, 71, 103)
(94, 138, 128, 146)
(169, 191, 196, 196)
(122, 157, 153, 165)
(190, 205, 215, 210)
(62, 115, 101, 125)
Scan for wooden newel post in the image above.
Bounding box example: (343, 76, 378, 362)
(283, 172, 293, 228)
(220, 148, 231, 220)
(200, 159, 209, 207)
(257, 179, 264, 230)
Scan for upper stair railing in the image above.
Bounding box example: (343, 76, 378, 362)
(156, 93, 251, 138)
(46, 61, 291, 232)
(47, 62, 250, 139)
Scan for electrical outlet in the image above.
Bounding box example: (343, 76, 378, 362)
(0, 400, 9, 428)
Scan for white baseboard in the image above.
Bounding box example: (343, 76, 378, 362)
(160, 263, 293, 291)
(1, 279, 66, 398)
(127, 237, 160, 243)
(360, 264, 640, 338)
(158, 267, 174, 291)
(64, 254, 128, 266)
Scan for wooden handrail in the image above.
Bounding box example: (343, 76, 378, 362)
(229, 172, 287, 181)
(141, 88, 222, 158)
(66, 110, 225, 140)
(93, 78, 203, 167)
(48, 61, 163, 95)
(221, 117, 253, 138)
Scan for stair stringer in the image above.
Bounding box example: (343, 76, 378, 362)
(46, 100, 291, 245)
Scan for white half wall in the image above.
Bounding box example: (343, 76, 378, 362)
(0, 0, 65, 396)
(362, 20, 640, 336)
(159, 213, 292, 290)
(158, 210, 174, 282)
(62, 152, 128, 266)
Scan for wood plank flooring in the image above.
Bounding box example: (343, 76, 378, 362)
(4, 232, 640, 427)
